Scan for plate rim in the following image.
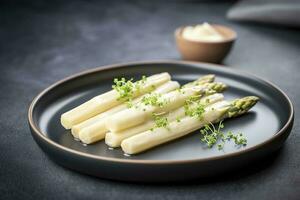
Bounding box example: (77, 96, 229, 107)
(28, 60, 294, 165)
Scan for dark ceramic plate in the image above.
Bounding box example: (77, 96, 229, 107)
(28, 61, 294, 182)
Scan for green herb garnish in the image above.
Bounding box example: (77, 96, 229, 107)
(200, 121, 223, 148)
(185, 95, 201, 104)
(183, 95, 206, 120)
(150, 112, 169, 131)
(184, 102, 205, 120)
(112, 76, 147, 108)
(200, 121, 247, 150)
(112, 77, 135, 103)
(141, 93, 167, 107)
(154, 116, 168, 128)
(226, 131, 247, 146)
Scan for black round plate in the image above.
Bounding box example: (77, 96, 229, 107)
(28, 61, 294, 182)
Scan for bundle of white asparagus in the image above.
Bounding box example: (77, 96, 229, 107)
(60, 72, 259, 155)
(121, 96, 258, 154)
(61, 72, 171, 129)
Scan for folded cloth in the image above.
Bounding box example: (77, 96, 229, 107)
(227, 0, 300, 27)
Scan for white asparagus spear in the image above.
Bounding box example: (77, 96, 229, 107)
(61, 72, 171, 129)
(77, 81, 180, 143)
(71, 81, 180, 139)
(106, 82, 226, 132)
(105, 93, 224, 147)
(121, 96, 259, 154)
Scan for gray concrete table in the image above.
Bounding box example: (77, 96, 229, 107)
(0, 1, 299, 199)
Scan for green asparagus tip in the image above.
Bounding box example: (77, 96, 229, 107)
(183, 74, 215, 88)
(227, 96, 259, 118)
(207, 82, 227, 93)
(197, 74, 215, 84)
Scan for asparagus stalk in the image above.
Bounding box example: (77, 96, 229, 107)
(78, 75, 215, 143)
(121, 96, 259, 154)
(75, 81, 179, 142)
(61, 72, 171, 129)
(106, 82, 227, 132)
(105, 93, 224, 148)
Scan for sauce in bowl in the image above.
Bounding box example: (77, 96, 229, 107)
(182, 23, 225, 42)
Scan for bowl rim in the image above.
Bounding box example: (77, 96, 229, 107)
(175, 24, 237, 44)
(28, 60, 294, 165)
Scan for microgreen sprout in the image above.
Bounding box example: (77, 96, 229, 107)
(112, 77, 135, 103)
(200, 121, 247, 150)
(200, 121, 223, 148)
(184, 96, 205, 120)
(152, 113, 169, 128)
(226, 131, 247, 146)
(141, 93, 167, 107)
(112, 76, 148, 108)
(150, 112, 169, 131)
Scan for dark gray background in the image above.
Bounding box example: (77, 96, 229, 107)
(0, 1, 299, 199)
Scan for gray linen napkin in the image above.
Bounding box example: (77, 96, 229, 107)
(227, 0, 300, 27)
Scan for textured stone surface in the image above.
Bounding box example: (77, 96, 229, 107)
(0, 1, 299, 199)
